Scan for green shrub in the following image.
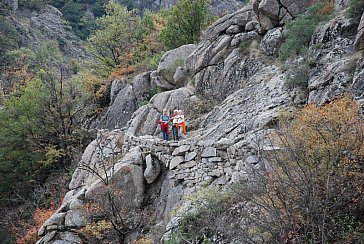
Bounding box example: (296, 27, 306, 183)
(148, 53, 162, 69)
(279, 2, 332, 61)
(160, 0, 210, 50)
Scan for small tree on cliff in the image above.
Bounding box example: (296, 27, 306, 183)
(87, 1, 146, 76)
(160, 0, 210, 50)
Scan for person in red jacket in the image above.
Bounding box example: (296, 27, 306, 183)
(159, 108, 169, 141)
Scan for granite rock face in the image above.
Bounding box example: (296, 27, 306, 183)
(260, 27, 284, 57)
(308, 15, 357, 104)
(101, 72, 158, 130)
(252, 0, 308, 31)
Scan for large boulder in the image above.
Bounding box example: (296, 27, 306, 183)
(144, 154, 162, 184)
(252, 0, 308, 31)
(354, 13, 364, 51)
(202, 6, 254, 41)
(110, 78, 127, 104)
(156, 44, 197, 89)
(83, 146, 144, 208)
(85, 162, 145, 208)
(69, 130, 124, 190)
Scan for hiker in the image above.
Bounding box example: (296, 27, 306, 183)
(176, 110, 186, 136)
(159, 109, 169, 141)
(170, 109, 179, 141)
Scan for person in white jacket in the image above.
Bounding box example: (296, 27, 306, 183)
(176, 110, 186, 136)
(170, 109, 179, 141)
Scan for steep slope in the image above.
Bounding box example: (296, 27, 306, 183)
(37, 1, 364, 243)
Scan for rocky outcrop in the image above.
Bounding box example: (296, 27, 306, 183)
(308, 15, 357, 104)
(260, 27, 284, 57)
(203, 6, 254, 41)
(252, 0, 308, 31)
(354, 13, 364, 51)
(334, 0, 350, 11)
(37, 130, 144, 244)
(101, 72, 157, 130)
(154, 0, 245, 15)
(155, 44, 197, 90)
(200, 64, 289, 142)
(186, 5, 265, 102)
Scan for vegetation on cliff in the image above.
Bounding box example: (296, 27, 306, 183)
(171, 97, 364, 243)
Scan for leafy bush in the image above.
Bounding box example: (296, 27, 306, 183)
(0, 74, 93, 201)
(279, 1, 332, 61)
(160, 0, 210, 50)
(87, 2, 147, 76)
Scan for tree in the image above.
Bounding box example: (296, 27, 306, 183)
(61, 0, 83, 37)
(0, 43, 94, 203)
(87, 1, 147, 76)
(160, 0, 210, 50)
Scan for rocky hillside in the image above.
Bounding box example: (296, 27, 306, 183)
(37, 0, 364, 243)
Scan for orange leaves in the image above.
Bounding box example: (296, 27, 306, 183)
(16, 205, 56, 244)
(108, 65, 136, 81)
(286, 96, 364, 167)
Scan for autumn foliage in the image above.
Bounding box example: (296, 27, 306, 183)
(242, 96, 364, 243)
(16, 204, 56, 244)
